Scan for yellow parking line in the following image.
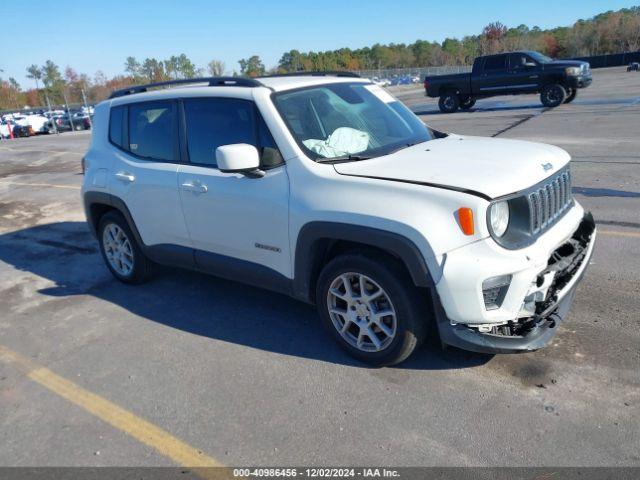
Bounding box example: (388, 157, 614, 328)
(0, 181, 80, 190)
(599, 229, 640, 238)
(0, 345, 225, 473)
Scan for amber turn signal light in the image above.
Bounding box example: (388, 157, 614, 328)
(457, 207, 474, 235)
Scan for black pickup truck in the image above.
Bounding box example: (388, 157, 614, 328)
(424, 51, 592, 113)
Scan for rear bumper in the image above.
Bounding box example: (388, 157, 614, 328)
(434, 212, 596, 354)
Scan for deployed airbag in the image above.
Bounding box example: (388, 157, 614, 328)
(303, 127, 369, 158)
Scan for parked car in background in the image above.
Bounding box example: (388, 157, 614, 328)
(0, 120, 12, 138)
(25, 114, 52, 134)
(51, 115, 73, 132)
(424, 51, 592, 113)
(628, 62, 640, 72)
(51, 114, 90, 132)
(371, 77, 391, 87)
(12, 123, 33, 137)
(389, 75, 413, 86)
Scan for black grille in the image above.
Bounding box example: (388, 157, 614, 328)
(528, 170, 572, 234)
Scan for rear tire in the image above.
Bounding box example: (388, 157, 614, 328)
(316, 253, 428, 366)
(540, 84, 566, 108)
(564, 87, 577, 103)
(460, 96, 476, 110)
(438, 92, 460, 113)
(98, 211, 154, 284)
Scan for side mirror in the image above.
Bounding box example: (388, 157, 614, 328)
(524, 62, 536, 68)
(216, 143, 264, 178)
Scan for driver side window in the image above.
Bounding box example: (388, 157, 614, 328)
(509, 54, 532, 70)
(183, 97, 283, 168)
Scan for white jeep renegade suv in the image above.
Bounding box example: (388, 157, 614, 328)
(82, 73, 596, 366)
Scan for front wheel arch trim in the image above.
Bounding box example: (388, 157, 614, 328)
(293, 222, 437, 304)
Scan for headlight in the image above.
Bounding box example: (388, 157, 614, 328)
(489, 201, 509, 237)
(565, 66, 581, 76)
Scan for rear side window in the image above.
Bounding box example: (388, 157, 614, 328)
(184, 98, 283, 168)
(109, 106, 125, 148)
(128, 101, 176, 161)
(483, 55, 507, 71)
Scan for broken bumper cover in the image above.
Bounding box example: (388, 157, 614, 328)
(435, 213, 596, 354)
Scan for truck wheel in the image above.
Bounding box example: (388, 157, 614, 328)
(438, 93, 460, 113)
(540, 84, 566, 108)
(564, 87, 577, 103)
(460, 96, 476, 110)
(98, 211, 154, 284)
(316, 252, 428, 366)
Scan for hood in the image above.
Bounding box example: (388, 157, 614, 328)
(545, 59, 589, 69)
(333, 135, 571, 199)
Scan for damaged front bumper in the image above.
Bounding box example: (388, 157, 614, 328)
(435, 212, 596, 354)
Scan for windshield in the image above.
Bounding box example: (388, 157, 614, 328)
(273, 82, 433, 161)
(528, 51, 553, 63)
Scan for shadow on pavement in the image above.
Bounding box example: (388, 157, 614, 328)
(573, 186, 640, 198)
(0, 221, 491, 371)
(413, 103, 544, 116)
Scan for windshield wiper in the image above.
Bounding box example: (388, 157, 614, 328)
(384, 142, 419, 156)
(316, 154, 373, 163)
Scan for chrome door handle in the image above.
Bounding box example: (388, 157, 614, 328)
(181, 181, 208, 194)
(115, 171, 135, 183)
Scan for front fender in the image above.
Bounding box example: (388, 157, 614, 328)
(293, 221, 437, 303)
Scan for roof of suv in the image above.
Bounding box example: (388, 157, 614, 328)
(108, 73, 370, 101)
(258, 75, 369, 92)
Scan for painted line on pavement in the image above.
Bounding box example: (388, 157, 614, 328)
(598, 229, 640, 239)
(0, 345, 224, 472)
(0, 181, 81, 190)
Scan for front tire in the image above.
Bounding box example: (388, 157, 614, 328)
(564, 87, 577, 103)
(316, 253, 428, 366)
(98, 211, 153, 284)
(438, 92, 460, 113)
(540, 83, 566, 107)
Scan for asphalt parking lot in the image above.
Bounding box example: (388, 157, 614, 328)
(0, 66, 638, 468)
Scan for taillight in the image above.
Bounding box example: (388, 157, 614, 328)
(424, 79, 429, 89)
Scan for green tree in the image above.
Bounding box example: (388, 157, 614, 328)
(26, 64, 42, 104)
(176, 54, 196, 78)
(238, 55, 265, 77)
(124, 57, 142, 80)
(141, 58, 165, 82)
(41, 60, 65, 104)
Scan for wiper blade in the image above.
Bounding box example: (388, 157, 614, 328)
(316, 154, 372, 163)
(385, 142, 418, 156)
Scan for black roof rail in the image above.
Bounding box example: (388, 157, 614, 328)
(109, 76, 263, 99)
(258, 71, 361, 79)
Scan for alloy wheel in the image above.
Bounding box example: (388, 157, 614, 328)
(326, 272, 397, 352)
(102, 223, 134, 277)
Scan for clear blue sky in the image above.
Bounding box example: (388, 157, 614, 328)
(2, 0, 635, 87)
